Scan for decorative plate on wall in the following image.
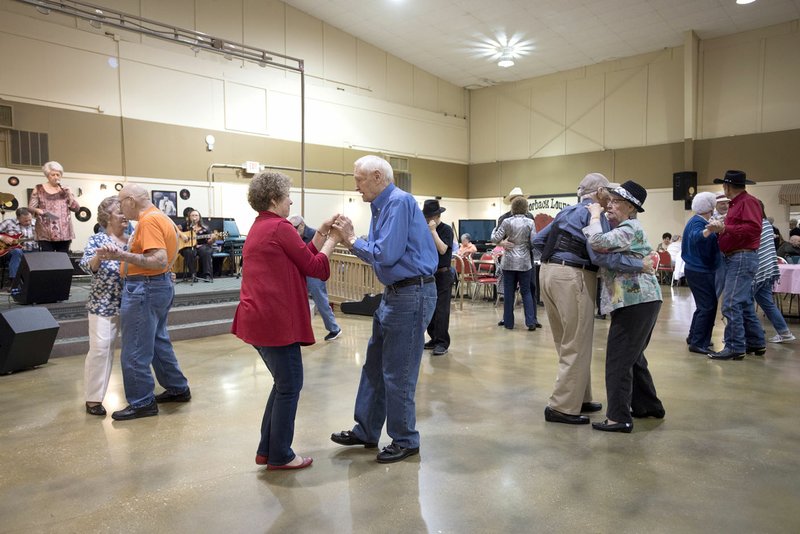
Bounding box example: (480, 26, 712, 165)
(114, 183, 124, 191)
(179, 189, 190, 200)
(7, 176, 19, 186)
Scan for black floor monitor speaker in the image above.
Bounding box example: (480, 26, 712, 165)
(12, 251, 74, 305)
(673, 171, 697, 201)
(341, 293, 382, 316)
(0, 307, 59, 374)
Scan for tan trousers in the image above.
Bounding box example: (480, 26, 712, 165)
(540, 263, 597, 415)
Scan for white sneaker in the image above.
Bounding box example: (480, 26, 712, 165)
(769, 333, 796, 343)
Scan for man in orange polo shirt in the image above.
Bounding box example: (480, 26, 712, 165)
(97, 183, 191, 420)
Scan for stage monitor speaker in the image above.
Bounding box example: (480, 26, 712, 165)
(673, 171, 697, 201)
(0, 307, 59, 374)
(12, 251, 74, 305)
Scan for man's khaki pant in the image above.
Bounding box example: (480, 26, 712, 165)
(540, 263, 597, 415)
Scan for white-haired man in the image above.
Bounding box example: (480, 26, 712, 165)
(330, 155, 437, 463)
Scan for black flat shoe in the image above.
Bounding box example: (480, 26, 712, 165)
(111, 400, 159, 421)
(155, 388, 192, 403)
(592, 419, 633, 433)
(497, 321, 505, 326)
(376, 443, 419, 463)
(527, 325, 537, 331)
(581, 401, 603, 413)
(85, 403, 106, 416)
(746, 346, 766, 356)
(534, 323, 543, 328)
(423, 341, 436, 350)
(688, 345, 710, 355)
(330, 430, 378, 448)
(544, 406, 589, 425)
(708, 348, 745, 361)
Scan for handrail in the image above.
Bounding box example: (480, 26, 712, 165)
(327, 249, 384, 304)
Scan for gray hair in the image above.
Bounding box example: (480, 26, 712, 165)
(287, 214, 304, 227)
(461, 233, 471, 242)
(42, 161, 64, 176)
(96, 195, 120, 228)
(249, 171, 291, 212)
(691, 192, 717, 215)
(354, 155, 393, 184)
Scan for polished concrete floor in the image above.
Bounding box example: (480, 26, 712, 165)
(1, 287, 798, 533)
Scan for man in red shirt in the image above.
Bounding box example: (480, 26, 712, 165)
(706, 170, 766, 360)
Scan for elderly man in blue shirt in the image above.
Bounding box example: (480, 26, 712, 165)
(533, 173, 653, 426)
(330, 155, 437, 463)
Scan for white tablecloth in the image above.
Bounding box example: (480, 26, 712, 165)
(774, 264, 800, 294)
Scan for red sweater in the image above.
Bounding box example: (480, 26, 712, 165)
(232, 212, 331, 347)
(717, 190, 762, 253)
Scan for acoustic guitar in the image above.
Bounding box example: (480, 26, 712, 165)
(0, 232, 34, 257)
(178, 229, 225, 250)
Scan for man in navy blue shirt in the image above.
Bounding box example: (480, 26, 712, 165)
(330, 155, 437, 463)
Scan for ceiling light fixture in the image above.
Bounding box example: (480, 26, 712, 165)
(472, 32, 534, 70)
(497, 47, 515, 68)
(736, 0, 756, 4)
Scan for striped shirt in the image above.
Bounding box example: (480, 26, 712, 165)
(753, 219, 780, 287)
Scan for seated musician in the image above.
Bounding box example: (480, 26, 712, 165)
(179, 210, 214, 282)
(0, 207, 39, 288)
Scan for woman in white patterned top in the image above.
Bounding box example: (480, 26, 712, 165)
(583, 181, 664, 433)
(79, 196, 128, 416)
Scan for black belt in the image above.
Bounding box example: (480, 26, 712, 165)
(387, 275, 435, 290)
(125, 272, 171, 281)
(436, 266, 451, 273)
(544, 259, 598, 272)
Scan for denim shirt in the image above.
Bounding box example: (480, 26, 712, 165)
(583, 218, 662, 314)
(351, 183, 437, 285)
(80, 232, 127, 317)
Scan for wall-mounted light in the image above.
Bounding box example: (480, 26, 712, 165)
(100, 183, 107, 190)
(205, 134, 216, 151)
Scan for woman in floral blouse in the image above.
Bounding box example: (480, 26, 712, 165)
(80, 196, 128, 416)
(583, 181, 664, 433)
(28, 161, 81, 252)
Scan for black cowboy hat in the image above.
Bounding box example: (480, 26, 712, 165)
(422, 199, 446, 218)
(713, 169, 756, 186)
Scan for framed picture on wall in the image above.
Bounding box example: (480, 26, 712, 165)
(152, 190, 178, 216)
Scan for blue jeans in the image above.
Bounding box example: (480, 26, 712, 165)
(753, 280, 790, 336)
(7, 248, 24, 281)
(120, 273, 189, 407)
(255, 343, 303, 466)
(350, 280, 436, 449)
(721, 252, 765, 352)
(502, 269, 535, 328)
(715, 260, 727, 298)
(684, 268, 718, 348)
(307, 277, 340, 333)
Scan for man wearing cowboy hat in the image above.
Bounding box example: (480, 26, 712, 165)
(706, 170, 766, 360)
(422, 199, 454, 356)
(533, 173, 651, 425)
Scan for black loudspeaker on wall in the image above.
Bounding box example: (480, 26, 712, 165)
(0, 307, 60, 374)
(673, 171, 698, 201)
(11, 251, 74, 305)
